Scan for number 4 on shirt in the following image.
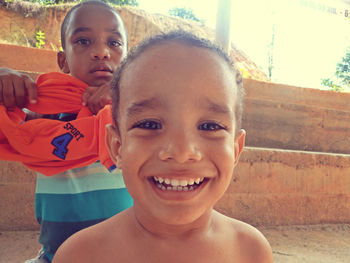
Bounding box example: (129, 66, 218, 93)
(51, 133, 73, 160)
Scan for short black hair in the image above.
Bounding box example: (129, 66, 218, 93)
(60, 0, 127, 50)
(111, 30, 244, 133)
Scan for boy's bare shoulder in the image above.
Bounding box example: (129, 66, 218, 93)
(52, 219, 109, 262)
(215, 211, 273, 263)
(53, 211, 129, 263)
(52, 223, 98, 262)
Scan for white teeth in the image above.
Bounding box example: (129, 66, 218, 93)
(171, 179, 180, 187)
(153, 176, 205, 188)
(157, 184, 196, 192)
(180, 179, 188, 186)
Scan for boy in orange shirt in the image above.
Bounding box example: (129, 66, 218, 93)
(53, 31, 273, 263)
(0, 1, 133, 262)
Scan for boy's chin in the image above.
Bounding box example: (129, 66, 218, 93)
(88, 76, 113, 87)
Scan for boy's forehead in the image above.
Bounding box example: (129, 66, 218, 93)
(66, 4, 125, 36)
(120, 41, 236, 103)
(123, 42, 231, 84)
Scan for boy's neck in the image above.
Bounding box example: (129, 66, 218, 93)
(130, 206, 215, 238)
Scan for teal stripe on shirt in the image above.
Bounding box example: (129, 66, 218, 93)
(36, 162, 108, 180)
(35, 188, 133, 222)
(36, 171, 125, 194)
(36, 168, 125, 194)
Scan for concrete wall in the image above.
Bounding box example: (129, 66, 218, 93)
(2, 147, 350, 230)
(0, 161, 37, 230)
(216, 148, 350, 226)
(243, 79, 350, 154)
(0, 43, 59, 73)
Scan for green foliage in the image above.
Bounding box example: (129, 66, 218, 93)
(109, 0, 138, 6)
(21, 0, 138, 6)
(35, 29, 46, 48)
(321, 48, 350, 92)
(321, 78, 344, 92)
(23, 0, 63, 5)
(168, 7, 201, 22)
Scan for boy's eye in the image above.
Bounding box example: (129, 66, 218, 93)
(109, 40, 122, 47)
(76, 38, 90, 45)
(198, 122, 225, 131)
(132, 120, 162, 130)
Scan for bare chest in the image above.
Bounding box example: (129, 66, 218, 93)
(97, 237, 238, 263)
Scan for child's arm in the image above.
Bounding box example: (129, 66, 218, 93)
(0, 68, 38, 108)
(81, 83, 112, 115)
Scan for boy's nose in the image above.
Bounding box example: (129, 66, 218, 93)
(158, 131, 202, 163)
(91, 45, 111, 60)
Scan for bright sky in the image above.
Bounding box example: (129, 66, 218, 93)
(137, 0, 350, 89)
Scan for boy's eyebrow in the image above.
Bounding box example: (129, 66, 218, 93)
(71, 27, 91, 36)
(126, 97, 163, 117)
(203, 98, 233, 117)
(107, 29, 123, 39)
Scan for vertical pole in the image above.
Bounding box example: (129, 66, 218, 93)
(216, 0, 232, 53)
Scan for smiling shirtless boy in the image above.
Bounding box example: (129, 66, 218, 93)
(53, 31, 273, 263)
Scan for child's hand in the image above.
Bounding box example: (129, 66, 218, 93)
(0, 68, 37, 109)
(81, 83, 112, 115)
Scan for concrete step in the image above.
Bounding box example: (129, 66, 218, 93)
(1, 147, 349, 230)
(0, 43, 59, 73)
(215, 147, 350, 226)
(0, 161, 37, 231)
(243, 79, 350, 154)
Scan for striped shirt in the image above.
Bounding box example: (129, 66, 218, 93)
(35, 162, 133, 261)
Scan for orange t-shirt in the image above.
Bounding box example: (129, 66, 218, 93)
(0, 72, 114, 176)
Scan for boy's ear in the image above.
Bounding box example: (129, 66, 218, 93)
(234, 129, 246, 165)
(105, 124, 122, 169)
(57, 51, 70, 74)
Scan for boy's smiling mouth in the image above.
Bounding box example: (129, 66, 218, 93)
(152, 176, 205, 191)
